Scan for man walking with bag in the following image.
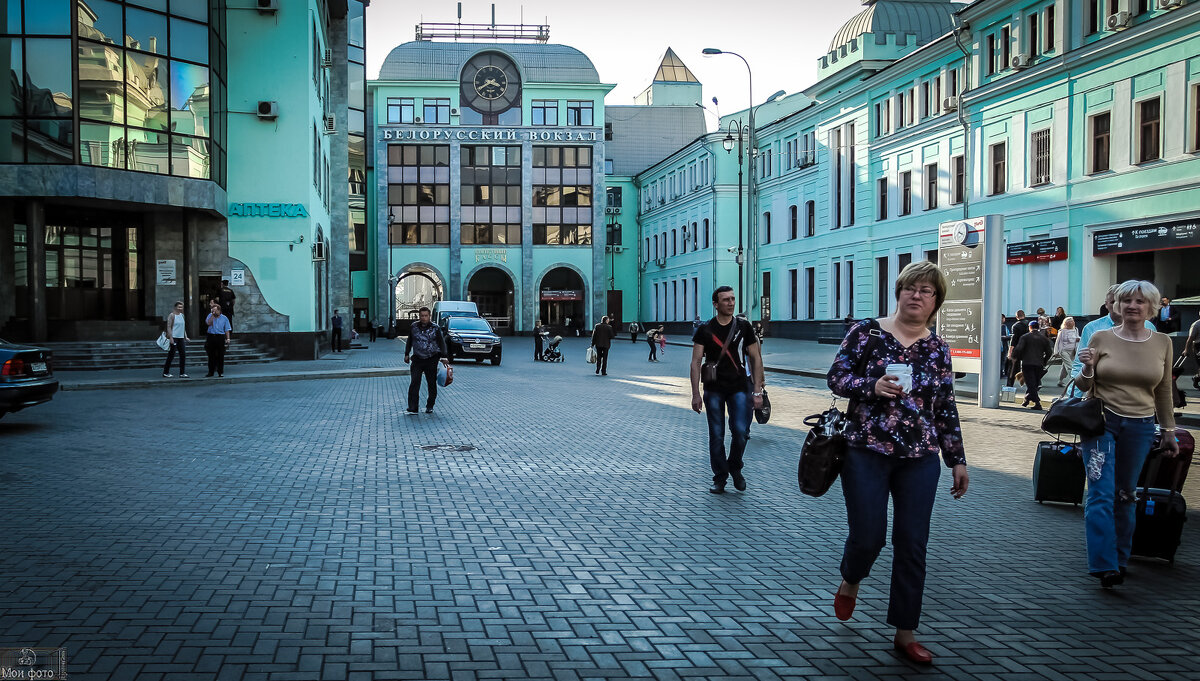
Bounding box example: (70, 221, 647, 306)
(404, 306, 450, 414)
(591, 316, 615, 376)
(689, 286, 764, 494)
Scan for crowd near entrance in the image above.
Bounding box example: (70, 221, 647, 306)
(467, 267, 514, 335)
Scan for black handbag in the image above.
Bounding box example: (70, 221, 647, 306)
(798, 321, 881, 497)
(1041, 379, 1105, 439)
(754, 389, 771, 424)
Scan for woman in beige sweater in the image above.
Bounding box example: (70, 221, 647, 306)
(1076, 280, 1179, 589)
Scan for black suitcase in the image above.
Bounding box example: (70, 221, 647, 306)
(1132, 488, 1187, 564)
(1137, 428, 1194, 492)
(1033, 440, 1085, 505)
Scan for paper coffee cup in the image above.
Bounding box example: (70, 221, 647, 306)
(885, 363, 913, 392)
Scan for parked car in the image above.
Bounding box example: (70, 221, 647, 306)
(442, 316, 502, 365)
(0, 338, 59, 419)
(432, 300, 480, 327)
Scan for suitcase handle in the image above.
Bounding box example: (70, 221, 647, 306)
(1142, 446, 1185, 496)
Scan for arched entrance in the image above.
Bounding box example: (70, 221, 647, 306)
(539, 267, 585, 335)
(394, 265, 444, 322)
(466, 267, 515, 334)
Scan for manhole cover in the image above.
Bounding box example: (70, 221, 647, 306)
(416, 444, 477, 452)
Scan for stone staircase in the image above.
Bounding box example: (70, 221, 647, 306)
(43, 339, 281, 371)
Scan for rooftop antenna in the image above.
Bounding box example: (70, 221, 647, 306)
(456, 3, 461, 42)
(491, 4, 496, 28)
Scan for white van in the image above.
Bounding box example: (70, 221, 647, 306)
(431, 301, 479, 326)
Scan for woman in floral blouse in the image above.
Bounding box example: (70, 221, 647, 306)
(826, 260, 970, 665)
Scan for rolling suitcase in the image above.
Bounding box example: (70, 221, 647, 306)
(1132, 456, 1188, 564)
(1137, 428, 1194, 492)
(1033, 440, 1085, 505)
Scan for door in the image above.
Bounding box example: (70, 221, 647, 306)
(606, 290, 622, 329)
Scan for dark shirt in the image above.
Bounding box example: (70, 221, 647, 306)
(1051, 313, 1065, 330)
(591, 323, 615, 349)
(828, 320, 966, 467)
(1013, 331, 1053, 366)
(219, 287, 235, 312)
(1010, 318, 1029, 353)
(693, 317, 757, 394)
(332, 315, 343, 329)
(405, 322, 447, 360)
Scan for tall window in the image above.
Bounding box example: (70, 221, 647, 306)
(532, 100, 558, 126)
(422, 98, 450, 124)
(762, 211, 772, 244)
(1193, 85, 1200, 152)
(877, 177, 888, 220)
(987, 35, 997, 76)
(532, 146, 593, 245)
(387, 98, 415, 124)
(805, 200, 815, 237)
(847, 123, 855, 226)
(900, 171, 912, 215)
(1031, 128, 1051, 185)
(921, 82, 931, 119)
(460, 146, 522, 245)
(1000, 26, 1011, 71)
(952, 154, 965, 204)
(671, 228, 677, 255)
(1138, 97, 1161, 164)
(1086, 0, 1102, 35)
(832, 128, 842, 226)
(566, 101, 594, 126)
(924, 163, 938, 210)
(990, 142, 1007, 195)
(1045, 4, 1055, 52)
(789, 205, 798, 240)
(789, 269, 799, 319)
(1028, 12, 1039, 58)
(387, 145, 451, 245)
(1090, 112, 1111, 173)
(703, 219, 710, 248)
(833, 261, 842, 318)
(805, 267, 816, 319)
(876, 257, 889, 317)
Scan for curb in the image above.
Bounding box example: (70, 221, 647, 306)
(59, 367, 410, 391)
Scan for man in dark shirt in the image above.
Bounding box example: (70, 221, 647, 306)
(690, 286, 765, 494)
(219, 280, 236, 324)
(1012, 319, 1053, 410)
(331, 309, 344, 352)
(404, 306, 450, 414)
(591, 316, 615, 375)
(1006, 309, 1028, 387)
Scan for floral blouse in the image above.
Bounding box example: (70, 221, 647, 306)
(827, 320, 966, 467)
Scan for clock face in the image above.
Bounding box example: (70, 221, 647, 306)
(951, 222, 970, 245)
(461, 52, 521, 115)
(473, 66, 508, 100)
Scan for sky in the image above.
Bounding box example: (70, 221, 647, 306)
(364, 0, 870, 127)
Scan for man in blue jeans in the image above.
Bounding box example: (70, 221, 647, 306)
(690, 286, 764, 494)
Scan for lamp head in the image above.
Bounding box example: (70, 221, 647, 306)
(722, 133, 735, 153)
(767, 89, 786, 103)
(702, 48, 723, 55)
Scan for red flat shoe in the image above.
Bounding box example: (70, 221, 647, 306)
(894, 640, 934, 664)
(833, 592, 856, 621)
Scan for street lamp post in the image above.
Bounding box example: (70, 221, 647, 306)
(386, 213, 396, 338)
(721, 121, 746, 314)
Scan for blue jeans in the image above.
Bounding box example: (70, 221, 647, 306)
(704, 389, 751, 483)
(840, 447, 941, 631)
(1082, 410, 1156, 574)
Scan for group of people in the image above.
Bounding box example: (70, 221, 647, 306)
(1003, 307, 1079, 409)
(161, 280, 236, 378)
(686, 263, 1182, 664)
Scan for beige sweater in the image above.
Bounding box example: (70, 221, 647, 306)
(1074, 328, 1175, 428)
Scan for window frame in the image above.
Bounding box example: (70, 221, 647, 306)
(877, 177, 888, 220)
(951, 154, 965, 204)
(1136, 96, 1162, 164)
(566, 100, 594, 126)
(1089, 111, 1111, 174)
(900, 171, 912, 215)
(924, 163, 938, 210)
(531, 99, 558, 126)
(990, 142, 1007, 195)
(1030, 128, 1051, 186)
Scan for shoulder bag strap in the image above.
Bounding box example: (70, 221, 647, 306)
(846, 320, 883, 410)
(711, 320, 743, 372)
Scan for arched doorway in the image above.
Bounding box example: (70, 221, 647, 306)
(467, 267, 514, 334)
(539, 267, 585, 335)
(395, 265, 444, 323)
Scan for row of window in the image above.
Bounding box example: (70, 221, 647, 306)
(641, 156, 712, 210)
(385, 97, 597, 126)
(650, 277, 702, 323)
(873, 68, 961, 138)
(876, 156, 966, 220)
(760, 201, 818, 244)
(385, 223, 594, 246)
(645, 219, 711, 262)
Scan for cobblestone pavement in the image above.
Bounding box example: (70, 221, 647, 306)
(2, 339, 1198, 680)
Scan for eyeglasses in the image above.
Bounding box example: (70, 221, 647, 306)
(901, 285, 937, 298)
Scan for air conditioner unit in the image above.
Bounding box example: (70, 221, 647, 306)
(323, 114, 336, 133)
(256, 0, 278, 13)
(256, 100, 279, 120)
(311, 242, 327, 261)
(604, 206, 621, 215)
(322, 49, 333, 68)
(1011, 54, 1032, 70)
(1107, 11, 1132, 29)
(942, 96, 959, 112)
(1159, 0, 1184, 9)
(655, 256, 666, 267)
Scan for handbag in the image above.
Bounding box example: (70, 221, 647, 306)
(798, 320, 882, 497)
(156, 332, 171, 351)
(586, 346, 597, 364)
(1041, 378, 1105, 439)
(754, 389, 772, 424)
(436, 362, 453, 387)
(701, 319, 741, 384)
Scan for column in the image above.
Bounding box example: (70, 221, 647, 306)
(26, 200, 47, 341)
(183, 211, 200, 338)
(0, 200, 14, 327)
(448, 138, 463, 299)
(521, 138, 535, 332)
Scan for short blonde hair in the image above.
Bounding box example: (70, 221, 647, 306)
(894, 261, 948, 323)
(1063, 316, 1076, 329)
(1113, 280, 1162, 317)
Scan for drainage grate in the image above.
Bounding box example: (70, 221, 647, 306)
(416, 444, 477, 452)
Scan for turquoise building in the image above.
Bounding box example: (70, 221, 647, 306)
(0, 0, 367, 358)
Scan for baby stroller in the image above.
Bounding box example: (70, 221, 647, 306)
(539, 332, 564, 362)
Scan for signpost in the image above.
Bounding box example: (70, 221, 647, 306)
(156, 259, 177, 286)
(1007, 237, 1068, 264)
(230, 269, 245, 286)
(937, 215, 1004, 408)
(1093, 219, 1200, 256)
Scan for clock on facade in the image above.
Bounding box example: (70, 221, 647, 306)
(951, 221, 970, 245)
(461, 52, 521, 115)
